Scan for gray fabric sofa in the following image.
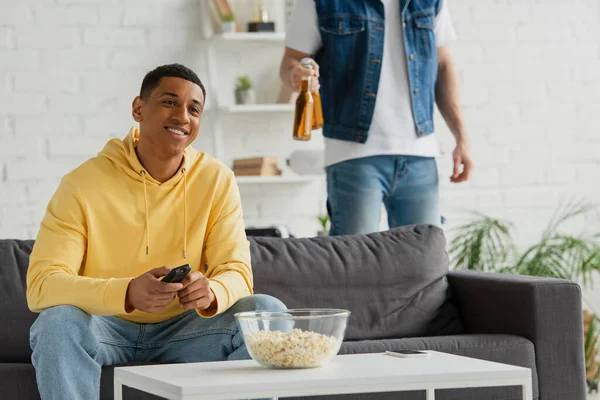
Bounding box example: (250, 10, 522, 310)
(0, 225, 586, 399)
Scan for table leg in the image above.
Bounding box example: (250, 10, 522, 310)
(522, 380, 533, 400)
(425, 388, 435, 400)
(114, 379, 123, 400)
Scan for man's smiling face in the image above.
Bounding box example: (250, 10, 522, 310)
(132, 76, 204, 157)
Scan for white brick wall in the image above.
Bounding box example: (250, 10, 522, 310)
(83, 27, 146, 47)
(0, 27, 11, 48)
(0, 49, 38, 70)
(14, 71, 79, 94)
(0, 0, 599, 247)
(15, 27, 80, 49)
(0, 5, 32, 25)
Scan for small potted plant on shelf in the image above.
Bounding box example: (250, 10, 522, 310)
(317, 215, 329, 236)
(221, 13, 236, 33)
(235, 76, 255, 105)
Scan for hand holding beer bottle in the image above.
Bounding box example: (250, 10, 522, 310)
(292, 58, 324, 141)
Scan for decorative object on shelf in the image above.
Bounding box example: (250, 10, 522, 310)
(448, 200, 600, 393)
(234, 76, 255, 105)
(221, 13, 237, 33)
(286, 149, 324, 175)
(248, 0, 275, 32)
(212, 0, 233, 19)
(233, 156, 281, 176)
(316, 215, 329, 236)
(212, 0, 238, 33)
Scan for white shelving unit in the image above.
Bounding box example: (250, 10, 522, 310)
(205, 30, 317, 185)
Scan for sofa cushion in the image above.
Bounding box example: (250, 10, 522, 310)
(250, 225, 465, 341)
(0, 240, 37, 362)
(0, 363, 40, 399)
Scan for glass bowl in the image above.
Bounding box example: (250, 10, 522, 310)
(235, 308, 350, 369)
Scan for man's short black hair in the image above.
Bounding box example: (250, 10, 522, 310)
(140, 63, 206, 102)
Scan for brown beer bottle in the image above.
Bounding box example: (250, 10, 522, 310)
(293, 69, 314, 141)
(301, 58, 324, 130)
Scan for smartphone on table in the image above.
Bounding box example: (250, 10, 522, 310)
(161, 264, 191, 283)
(384, 350, 429, 358)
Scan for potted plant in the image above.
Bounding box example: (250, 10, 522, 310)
(448, 201, 600, 393)
(317, 215, 329, 236)
(221, 13, 236, 33)
(234, 76, 255, 105)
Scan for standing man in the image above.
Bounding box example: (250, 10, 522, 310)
(280, 0, 473, 235)
(27, 64, 285, 399)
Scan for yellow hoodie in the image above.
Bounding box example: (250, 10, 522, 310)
(26, 128, 253, 323)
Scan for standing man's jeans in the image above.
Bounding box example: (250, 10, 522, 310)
(326, 155, 440, 235)
(30, 294, 286, 400)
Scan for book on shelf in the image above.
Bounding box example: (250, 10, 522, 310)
(232, 156, 281, 176)
(232, 156, 278, 168)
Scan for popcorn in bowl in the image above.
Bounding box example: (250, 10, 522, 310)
(246, 328, 341, 368)
(235, 309, 350, 369)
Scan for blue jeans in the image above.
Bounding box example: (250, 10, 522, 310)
(29, 294, 286, 400)
(326, 155, 440, 235)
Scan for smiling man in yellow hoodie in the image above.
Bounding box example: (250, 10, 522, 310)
(26, 64, 286, 400)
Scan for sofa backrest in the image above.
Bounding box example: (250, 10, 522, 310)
(250, 225, 464, 341)
(0, 239, 37, 362)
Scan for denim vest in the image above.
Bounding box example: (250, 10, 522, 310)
(314, 0, 442, 143)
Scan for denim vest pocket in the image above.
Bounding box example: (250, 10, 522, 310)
(319, 16, 367, 125)
(320, 16, 365, 35)
(413, 14, 435, 60)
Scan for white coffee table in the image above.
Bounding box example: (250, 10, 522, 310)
(114, 351, 533, 400)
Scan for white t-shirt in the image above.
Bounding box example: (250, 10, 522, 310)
(285, 0, 457, 167)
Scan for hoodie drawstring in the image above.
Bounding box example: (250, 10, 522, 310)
(182, 168, 187, 259)
(139, 168, 188, 259)
(141, 170, 150, 256)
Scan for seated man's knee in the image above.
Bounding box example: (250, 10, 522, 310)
(31, 305, 93, 349)
(232, 294, 286, 314)
(248, 294, 287, 311)
(239, 295, 293, 332)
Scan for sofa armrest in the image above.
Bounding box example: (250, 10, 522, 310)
(447, 270, 586, 400)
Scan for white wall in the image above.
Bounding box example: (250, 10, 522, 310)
(0, 0, 599, 247)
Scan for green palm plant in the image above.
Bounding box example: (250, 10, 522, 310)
(448, 201, 600, 392)
(586, 311, 600, 393)
(448, 212, 517, 273)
